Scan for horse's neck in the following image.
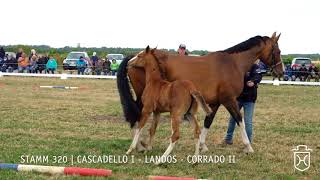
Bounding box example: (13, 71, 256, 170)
(233, 46, 263, 75)
(145, 61, 163, 85)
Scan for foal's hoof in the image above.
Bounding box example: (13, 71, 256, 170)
(126, 148, 133, 155)
(137, 142, 147, 152)
(146, 145, 153, 151)
(200, 144, 209, 153)
(243, 146, 254, 154)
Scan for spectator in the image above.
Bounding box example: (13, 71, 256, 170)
(0, 47, 5, 61)
(104, 56, 111, 75)
(84, 57, 93, 75)
(18, 52, 29, 73)
(76, 56, 86, 75)
(29, 55, 38, 73)
(36, 54, 49, 73)
(284, 64, 292, 81)
(178, 44, 188, 56)
(29, 49, 37, 60)
(224, 60, 262, 144)
(95, 58, 104, 75)
(46, 56, 57, 74)
(1, 53, 8, 72)
(110, 59, 119, 75)
(91, 52, 99, 74)
(0, 47, 5, 69)
(16, 48, 23, 61)
(6, 53, 17, 72)
(307, 64, 319, 82)
(299, 64, 308, 81)
(291, 65, 298, 81)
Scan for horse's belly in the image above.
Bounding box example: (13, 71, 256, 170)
(168, 75, 217, 103)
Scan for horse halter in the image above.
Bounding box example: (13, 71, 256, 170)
(269, 44, 282, 72)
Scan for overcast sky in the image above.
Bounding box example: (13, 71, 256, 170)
(1, 0, 319, 54)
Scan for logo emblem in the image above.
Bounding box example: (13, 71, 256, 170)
(292, 145, 312, 172)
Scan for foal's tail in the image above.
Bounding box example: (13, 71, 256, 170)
(191, 91, 212, 115)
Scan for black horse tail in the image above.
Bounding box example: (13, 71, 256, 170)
(117, 55, 141, 128)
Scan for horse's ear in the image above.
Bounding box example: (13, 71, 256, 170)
(271, 32, 277, 40)
(151, 46, 157, 54)
(146, 45, 150, 53)
(275, 33, 281, 42)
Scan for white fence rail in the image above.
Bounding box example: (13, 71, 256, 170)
(260, 80, 320, 86)
(1, 72, 320, 86)
(0, 72, 116, 80)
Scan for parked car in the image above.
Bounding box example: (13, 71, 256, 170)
(291, 57, 312, 69)
(106, 54, 124, 65)
(63, 52, 89, 70)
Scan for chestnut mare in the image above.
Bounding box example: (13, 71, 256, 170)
(125, 46, 212, 162)
(117, 33, 284, 153)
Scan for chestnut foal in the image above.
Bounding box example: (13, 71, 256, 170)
(126, 46, 211, 163)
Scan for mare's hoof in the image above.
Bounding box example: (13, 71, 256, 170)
(200, 144, 209, 153)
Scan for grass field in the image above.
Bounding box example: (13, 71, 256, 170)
(0, 77, 319, 179)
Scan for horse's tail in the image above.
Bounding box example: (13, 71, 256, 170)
(191, 91, 212, 115)
(117, 55, 141, 128)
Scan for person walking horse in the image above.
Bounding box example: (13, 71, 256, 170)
(224, 60, 262, 145)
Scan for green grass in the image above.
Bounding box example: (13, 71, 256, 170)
(0, 77, 319, 179)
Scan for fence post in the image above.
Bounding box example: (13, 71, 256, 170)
(273, 79, 280, 86)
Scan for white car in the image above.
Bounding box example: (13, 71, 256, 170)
(291, 57, 312, 69)
(107, 54, 124, 65)
(63, 52, 89, 70)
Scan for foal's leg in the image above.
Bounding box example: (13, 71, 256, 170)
(223, 99, 254, 153)
(199, 104, 220, 152)
(156, 113, 180, 164)
(191, 114, 201, 156)
(147, 112, 160, 151)
(126, 111, 151, 155)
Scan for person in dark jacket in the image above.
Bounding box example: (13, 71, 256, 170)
(307, 64, 319, 82)
(0, 47, 5, 60)
(36, 54, 49, 73)
(224, 61, 262, 144)
(91, 52, 99, 74)
(299, 64, 308, 81)
(0, 47, 5, 68)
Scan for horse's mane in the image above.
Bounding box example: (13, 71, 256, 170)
(151, 49, 170, 80)
(221, 36, 268, 54)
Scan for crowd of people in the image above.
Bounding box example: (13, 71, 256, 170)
(1, 46, 319, 80)
(0, 47, 120, 75)
(284, 63, 319, 81)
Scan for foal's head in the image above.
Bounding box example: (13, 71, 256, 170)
(129, 46, 167, 78)
(259, 32, 284, 78)
(129, 46, 156, 68)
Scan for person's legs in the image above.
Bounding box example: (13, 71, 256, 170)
(26, 66, 30, 73)
(81, 67, 85, 75)
(242, 102, 255, 143)
(18, 66, 23, 73)
(96, 69, 101, 75)
(225, 102, 243, 144)
(77, 68, 81, 75)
